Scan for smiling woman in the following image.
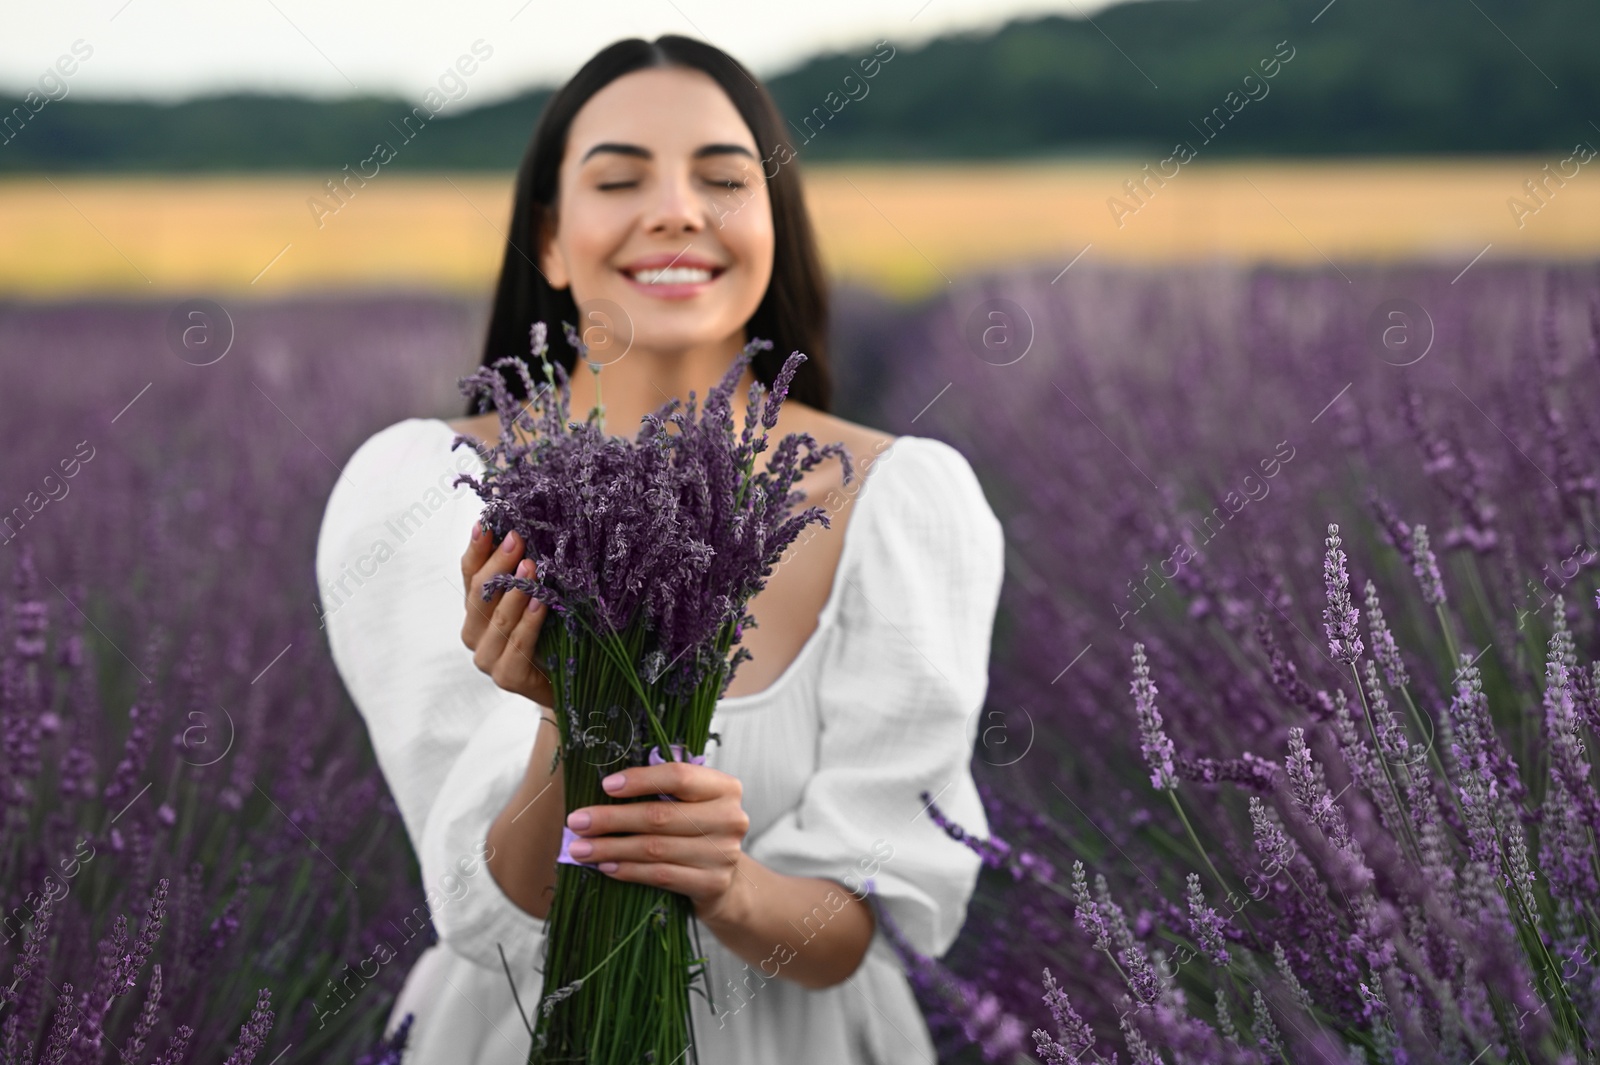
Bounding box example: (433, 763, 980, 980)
(474, 37, 832, 418)
(316, 33, 1006, 1065)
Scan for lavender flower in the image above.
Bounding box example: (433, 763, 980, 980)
(1258, 613, 1326, 720)
(116, 878, 168, 995)
(355, 1013, 415, 1065)
(456, 325, 850, 690)
(123, 963, 163, 1063)
(1249, 795, 1295, 872)
(1363, 579, 1409, 689)
(1285, 727, 1352, 853)
(1323, 524, 1363, 664)
(1447, 656, 1512, 869)
(1120, 1012, 1164, 1065)
(1174, 752, 1280, 791)
(1410, 524, 1446, 606)
(1214, 988, 1240, 1049)
(1273, 941, 1316, 1019)
(920, 790, 1055, 884)
(872, 900, 1031, 1062)
(1033, 968, 1096, 1064)
(39, 982, 76, 1065)
(1184, 874, 1231, 967)
(540, 978, 584, 1018)
(1130, 643, 1176, 791)
(1252, 989, 1287, 1060)
(222, 987, 275, 1065)
(1070, 862, 1111, 952)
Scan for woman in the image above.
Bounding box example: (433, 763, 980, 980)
(315, 34, 1006, 1065)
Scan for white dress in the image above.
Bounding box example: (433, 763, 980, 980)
(314, 417, 1006, 1065)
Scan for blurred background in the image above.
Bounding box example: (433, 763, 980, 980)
(4, 2, 1599, 1063)
(3, 0, 1598, 298)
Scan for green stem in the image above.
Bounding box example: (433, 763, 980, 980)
(1351, 663, 1422, 865)
(1437, 603, 1462, 679)
(567, 903, 663, 988)
(1167, 790, 1252, 938)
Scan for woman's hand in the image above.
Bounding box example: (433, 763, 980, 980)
(566, 761, 754, 924)
(460, 523, 554, 707)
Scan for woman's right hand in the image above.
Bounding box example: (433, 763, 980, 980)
(460, 523, 555, 707)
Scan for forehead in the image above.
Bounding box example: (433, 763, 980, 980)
(566, 66, 757, 162)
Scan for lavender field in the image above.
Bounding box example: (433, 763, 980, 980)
(2, 260, 1597, 1063)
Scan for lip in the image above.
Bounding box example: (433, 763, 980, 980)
(617, 254, 727, 300)
(619, 252, 726, 274)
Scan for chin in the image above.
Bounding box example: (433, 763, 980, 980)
(625, 309, 749, 352)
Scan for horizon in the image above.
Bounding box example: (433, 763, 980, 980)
(2, 0, 1137, 107)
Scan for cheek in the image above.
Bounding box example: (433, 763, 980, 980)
(725, 196, 776, 293)
(562, 195, 631, 280)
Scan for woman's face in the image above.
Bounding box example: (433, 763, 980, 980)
(540, 66, 775, 359)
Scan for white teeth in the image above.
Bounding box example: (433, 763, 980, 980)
(630, 266, 715, 285)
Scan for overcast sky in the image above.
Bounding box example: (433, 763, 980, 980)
(3, 0, 1133, 105)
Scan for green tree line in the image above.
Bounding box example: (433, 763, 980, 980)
(1, 0, 1593, 172)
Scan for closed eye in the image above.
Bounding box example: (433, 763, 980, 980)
(596, 179, 748, 191)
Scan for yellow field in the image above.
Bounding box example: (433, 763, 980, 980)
(3, 158, 1597, 300)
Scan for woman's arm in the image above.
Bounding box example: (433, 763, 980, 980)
(695, 853, 877, 991)
(460, 522, 569, 920)
(484, 714, 565, 921)
(481, 720, 875, 985)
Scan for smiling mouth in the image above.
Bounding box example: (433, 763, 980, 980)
(619, 264, 725, 285)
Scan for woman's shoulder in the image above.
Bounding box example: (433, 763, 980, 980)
(345, 417, 453, 473)
(777, 406, 895, 487)
(318, 417, 481, 535)
(778, 405, 991, 519)
(334, 417, 484, 496)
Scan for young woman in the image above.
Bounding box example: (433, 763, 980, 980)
(315, 34, 1005, 1065)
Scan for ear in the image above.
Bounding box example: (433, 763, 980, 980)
(536, 206, 569, 291)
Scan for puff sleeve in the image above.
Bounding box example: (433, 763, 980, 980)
(314, 419, 550, 978)
(741, 436, 1006, 960)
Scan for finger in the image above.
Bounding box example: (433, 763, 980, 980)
(566, 832, 721, 869)
(475, 556, 533, 669)
(599, 763, 737, 805)
(593, 859, 728, 896)
(569, 793, 748, 841)
(490, 586, 551, 694)
(462, 530, 521, 645)
(488, 557, 538, 638)
(571, 798, 697, 838)
(459, 519, 497, 593)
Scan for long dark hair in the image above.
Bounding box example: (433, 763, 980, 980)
(470, 35, 833, 415)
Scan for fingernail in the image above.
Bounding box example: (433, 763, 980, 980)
(501, 533, 518, 554)
(471, 522, 482, 541)
(569, 840, 593, 858)
(602, 774, 625, 792)
(567, 810, 591, 830)
(515, 559, 532, 578)
(527, 597, 543, 613)
(598, 862, 619, 874)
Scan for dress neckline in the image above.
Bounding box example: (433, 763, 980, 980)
(421, 417, 908, 710)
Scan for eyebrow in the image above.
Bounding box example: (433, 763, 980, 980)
(579, 142, 757, 164)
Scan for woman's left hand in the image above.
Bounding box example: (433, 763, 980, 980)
(565, 761, 754, 924)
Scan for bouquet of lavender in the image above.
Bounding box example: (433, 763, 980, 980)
(453, 322, 852, 1064)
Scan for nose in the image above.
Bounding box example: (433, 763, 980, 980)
(641, 168, 705, 237)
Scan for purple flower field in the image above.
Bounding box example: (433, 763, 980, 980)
(2, 260, 1597, 1063)
(867, 262, 1600, 1062)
